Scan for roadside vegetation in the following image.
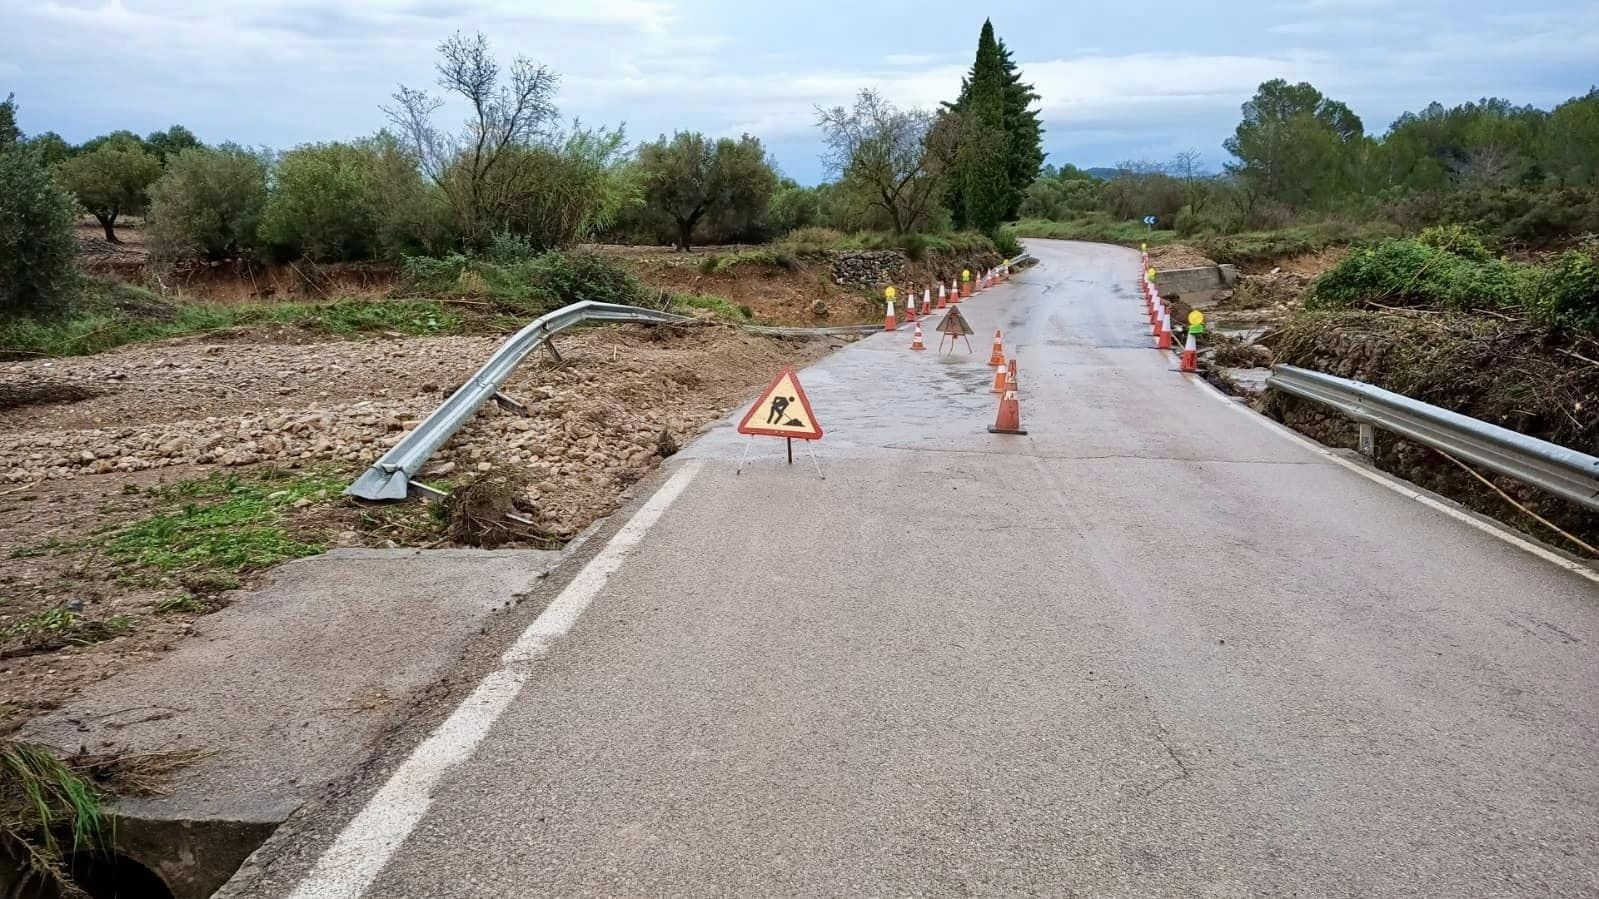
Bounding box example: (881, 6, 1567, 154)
(1013, 84, 1599, 265)
(1, 21, 1034, 358)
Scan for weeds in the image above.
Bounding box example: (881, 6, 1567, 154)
(0, 283, 463, 358)
(670, 293, 751, 321)
(104, 472, 337, 576)
(772, 228, 997, 259)
(1310, 235, 1599, 334)
(154, 595, 211, 614)
(698, 248, 799, 274)
(1, 741, 107, 891)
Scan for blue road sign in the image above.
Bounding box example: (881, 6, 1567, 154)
(1143, 215, 1158, 226)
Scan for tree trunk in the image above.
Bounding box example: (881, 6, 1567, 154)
(674, 208, 704, 253)
(96, 212, 121, 244)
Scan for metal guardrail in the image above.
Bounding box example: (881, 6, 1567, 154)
(349, 256, 1036, 501)
(1267, 365, 1599, 512)
(348, 301, 692, 500)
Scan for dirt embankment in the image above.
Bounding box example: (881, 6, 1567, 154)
(600, 244, 1002, 327)
(1268, 313, 1598, 553)
(1149, 240, 1597, 556)
(1, 323, 838, 735)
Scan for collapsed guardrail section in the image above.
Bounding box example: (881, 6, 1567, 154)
(1267, 364, 1599, 512)
(347, 301, 692, 500)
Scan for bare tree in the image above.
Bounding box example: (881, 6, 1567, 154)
(383, 31, 560, 247)
(816, 90, 945, 234)
(1171, 149, 1207, 212)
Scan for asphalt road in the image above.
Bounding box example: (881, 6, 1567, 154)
(251, 239, 1598, 897)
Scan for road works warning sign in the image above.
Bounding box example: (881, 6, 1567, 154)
(737, 369, 823, 440)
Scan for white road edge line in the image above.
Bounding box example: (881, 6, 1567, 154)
(285, 460, 706, 899)
(1187, 375, 1599, 586)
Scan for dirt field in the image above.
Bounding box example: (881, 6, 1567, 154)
(1, 323, 837, 736)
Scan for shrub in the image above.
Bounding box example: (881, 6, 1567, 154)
(1415, 224, 1492, 261)
(0, 148, 78, 312)
(768, 184, 822, 235)
(258, 142, 386, 262)
(1311, 237, 1521, 312)
(401, 249, 644, 312)
(1529, 242, 1599, 333)
(146, 146, 268, 260)
(993, 226, 1023, 258)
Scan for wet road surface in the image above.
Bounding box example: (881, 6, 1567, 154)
(240, 239, 1598, 898)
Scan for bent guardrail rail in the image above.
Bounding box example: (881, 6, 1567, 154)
(1267, 364, 1599, 511)
(348, 301, 692, 500)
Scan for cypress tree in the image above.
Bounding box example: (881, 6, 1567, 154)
(996, 37, 1044, 219)
(942, 21, 1045, 230)
(957, 21, 1009, 233)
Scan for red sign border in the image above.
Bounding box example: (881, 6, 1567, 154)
(736, 368, 824, 440)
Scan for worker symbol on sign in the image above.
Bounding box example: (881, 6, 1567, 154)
(766, 394, 799, 426)
(737, 368, 825, 478)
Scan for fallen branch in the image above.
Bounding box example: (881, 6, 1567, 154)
(1437, 449, 1597, 557)
(1557, 348, 1599, 368)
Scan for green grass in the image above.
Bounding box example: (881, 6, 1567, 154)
(670, 293, 752, 321)
(154, 594, 212, 614)
(0, 279, 464, 359)
(698, 248, 799, 274)
(2, 740, 107, 885)
(103, 471, 340, 576)
(1011, 217, 1178, 247)
(773, 228, 997, 259)
(0, 608, 134, 648)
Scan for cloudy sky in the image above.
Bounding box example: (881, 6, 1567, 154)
(3, 0, 1596, 182)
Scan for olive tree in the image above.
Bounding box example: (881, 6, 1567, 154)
(0, 147, 78, 312)
(56, 141, 163, 242)
(635, 131, 777, 250)
(146, 146, 268, 260)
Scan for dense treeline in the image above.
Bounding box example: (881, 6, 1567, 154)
(1, 21, 1042, 316)
(1021, 81, 1599, 246)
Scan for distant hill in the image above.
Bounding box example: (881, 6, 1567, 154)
(1083, 167, 1122, 180)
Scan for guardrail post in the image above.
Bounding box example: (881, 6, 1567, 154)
(1358, 423, 1376, 459)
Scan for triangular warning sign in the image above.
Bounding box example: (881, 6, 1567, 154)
(737, 368, 823, 440)
(935, 306, 974, 336)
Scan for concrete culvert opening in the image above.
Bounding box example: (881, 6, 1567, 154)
(7, 851, 177, 899)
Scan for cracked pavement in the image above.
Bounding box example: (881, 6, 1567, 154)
(231, 239, 1599, 897)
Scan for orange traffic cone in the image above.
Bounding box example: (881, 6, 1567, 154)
(904, 295, 918, 323)
(991, 361, 1006, 393)
(961, 278, 971, 299)
(884, 300, 897, 332)
(1157, 311, 1172, 349)
(921, 288, 931, 316)
(937, 283, 948, 309)
(911, 322, 926, 351)
(987, 330, 1005, 366)
(1180, 331, 1197, 372)
(988, 361, 1026, 435)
